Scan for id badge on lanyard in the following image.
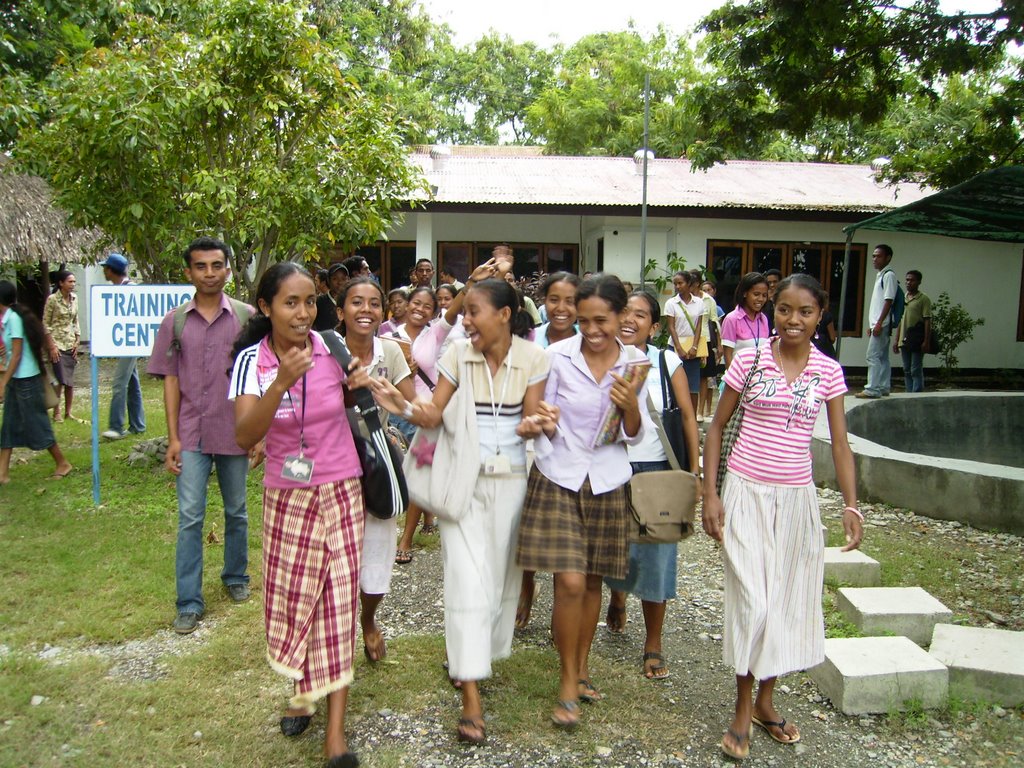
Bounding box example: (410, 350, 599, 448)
(280, 372, 314, 482)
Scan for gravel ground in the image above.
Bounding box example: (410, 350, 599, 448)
(343, 488, 1023, 768)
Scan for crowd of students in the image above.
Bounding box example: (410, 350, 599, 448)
(0, 252, 863, 766)
(221, 252, 863, 766)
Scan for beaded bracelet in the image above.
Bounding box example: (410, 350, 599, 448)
(843, 506, 864, 521)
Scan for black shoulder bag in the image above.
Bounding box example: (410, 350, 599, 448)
(321, 331, 408, 520)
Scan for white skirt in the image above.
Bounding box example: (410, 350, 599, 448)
(360, 515, 397, 595)
(721, 471, 825, 680)
(440, 473, 526, 682)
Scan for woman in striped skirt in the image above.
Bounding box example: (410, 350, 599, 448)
(230, 263, 372, 768)
(702, 274, 862, 761)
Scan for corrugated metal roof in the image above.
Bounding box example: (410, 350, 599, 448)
(411, 153, 933, 212)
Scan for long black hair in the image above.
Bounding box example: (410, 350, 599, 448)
(774, 273, 829, 311)
(734, 271, 768, 309)
(540, 271, 580, 298)
(231, 263, 313, 360)
(577, 273, 628, 313)
(337, 276, 386, 337)
(0, 280, 47, 370)
(467, 279, 534, 338)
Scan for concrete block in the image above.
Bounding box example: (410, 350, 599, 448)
(809, 636, 949, 715)
(836, 587, 953, 646)
(824, 547, 882, 587)
(929, 623, 1024, 707)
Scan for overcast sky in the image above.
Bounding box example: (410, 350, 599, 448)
(419, 0, 1004, 47)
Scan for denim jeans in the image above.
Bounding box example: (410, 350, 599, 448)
(109, 356, 146, 433)
(175, 451, 250, 614)
(902, 348, 925, 393)
(864, 327, 892, 396)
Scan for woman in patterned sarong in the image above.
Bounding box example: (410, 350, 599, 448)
(230, 263, 372, 768)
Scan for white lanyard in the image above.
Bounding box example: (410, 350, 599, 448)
(482, 348, 513, 455)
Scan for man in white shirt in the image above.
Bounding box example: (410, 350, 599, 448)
(857, 244, 898, 398)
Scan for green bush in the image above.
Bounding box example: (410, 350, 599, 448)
(931, 291, 984, 378)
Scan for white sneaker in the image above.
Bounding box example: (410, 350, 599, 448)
(101, 429, 126, 440)
(696, 415, 705, 423)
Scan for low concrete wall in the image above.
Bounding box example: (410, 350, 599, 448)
(812, 392, 1024, 536)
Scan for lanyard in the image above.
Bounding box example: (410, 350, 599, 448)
(741, 312, 764, 344)
(276, 373, 308, 457)
(269, 339, 308, 457)
(482, 348, 513, 455)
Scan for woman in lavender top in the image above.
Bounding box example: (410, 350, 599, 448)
(515, 273, 649, 729)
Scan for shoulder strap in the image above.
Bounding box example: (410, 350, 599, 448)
(644, 389, 681, 471)
(227, 298, 252, 327)
(169, 303, 189, 357)
(659, 350, 676, 410)
(319, 330, 385, 435)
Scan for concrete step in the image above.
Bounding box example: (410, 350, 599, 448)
(836, 587, 953, 646)
(824, 547, 882, 587)
(810, 636, 949, 715)
(929, 623, 1024, 707)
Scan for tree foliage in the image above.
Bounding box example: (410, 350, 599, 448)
(527, 25, 702, 156)
(690, 0, 1024, 187)
(13, 0, 424, 294)
(931, 291, 985, 378)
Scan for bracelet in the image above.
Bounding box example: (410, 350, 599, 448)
(843, 506, 864, 521)
(402, 401, 414, 420)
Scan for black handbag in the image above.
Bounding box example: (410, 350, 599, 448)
(658, 350, 689, 469)
(321, 331, 408, 520)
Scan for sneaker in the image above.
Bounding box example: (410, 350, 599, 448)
(226, 583, 251, 603)
(173, 611, 200, 634)
(101, 429, 127, 440)
(854, 391, 881, 399)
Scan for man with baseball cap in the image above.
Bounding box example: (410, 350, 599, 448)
(100, 253, 146, 439)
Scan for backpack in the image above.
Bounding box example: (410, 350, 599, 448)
(167, 298, 252, 357)
(883, 269, 905, 329)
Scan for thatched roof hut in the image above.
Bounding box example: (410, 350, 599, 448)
(0, 155, 106, 266)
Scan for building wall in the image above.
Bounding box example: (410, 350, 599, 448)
(390, 210, 1023, 371)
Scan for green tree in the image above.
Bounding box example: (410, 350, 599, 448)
(309, 0, 473, 143)
(452, 33, 556, 144)
(931, 291, 985, 380)
(526, 25, 703, 157)
(690, 0, 1024, 187)
(13, 0, 425, 293)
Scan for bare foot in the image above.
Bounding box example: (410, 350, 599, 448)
(362, 625, 386, 662)
(51, 463, 73, 479)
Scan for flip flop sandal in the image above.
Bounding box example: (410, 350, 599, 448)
(456, 717, 486, 745)
(642, 651, 670, 680)
(577, 678, 604, 703)
(721, 727, 751, 760)
(394, 550, 413, 565)
(751, 715, 801, 744)
(605, 604, 626, 633)
(550, 699, 580, 729)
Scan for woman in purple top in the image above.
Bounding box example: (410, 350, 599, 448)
(720, 272, 770, 370)
(515, 273, 648, 729)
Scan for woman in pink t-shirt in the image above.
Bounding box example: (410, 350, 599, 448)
(702, 274, 862, 761)
(720, 272, 770, 371)
(229, 263, 372, 768)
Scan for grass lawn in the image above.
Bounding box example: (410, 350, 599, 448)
(2, 374, 1022, 766)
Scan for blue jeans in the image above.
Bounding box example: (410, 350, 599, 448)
(901, 348, 925, 393)
(109, 356, 146, 433)
(864, 328, 892, 396)
(176, 451, 250, 614)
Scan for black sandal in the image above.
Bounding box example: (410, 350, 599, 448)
(456, 717, 486, 745)
(551, 699, 580, 729)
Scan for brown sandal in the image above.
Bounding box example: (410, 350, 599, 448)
(456, 717, 486, 744)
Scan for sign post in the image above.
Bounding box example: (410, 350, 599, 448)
(88, 284, 194, 504)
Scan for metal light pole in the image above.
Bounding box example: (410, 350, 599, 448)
(639, 72, 651, 289)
